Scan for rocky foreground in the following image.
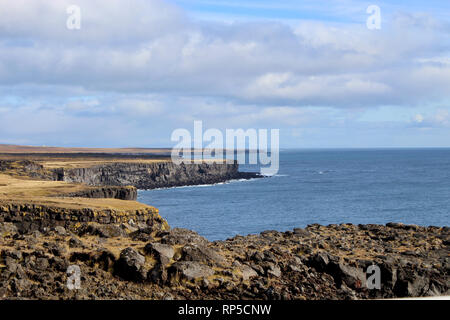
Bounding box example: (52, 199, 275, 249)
(0, 220, 448, 300)
(0, 151, 448, 300)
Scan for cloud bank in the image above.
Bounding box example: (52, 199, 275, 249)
(0, 0, 449, 147)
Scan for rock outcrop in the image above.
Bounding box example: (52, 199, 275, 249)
(0, 202, 168, 234)
(58, 186, 137, 201)
(0, 160, 53, 179)
(52, 161, 261, 189)
(0, 222, 448, 300)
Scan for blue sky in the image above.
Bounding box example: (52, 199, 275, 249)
(0, 0, 449, 148)
(173, 0, 450, 19)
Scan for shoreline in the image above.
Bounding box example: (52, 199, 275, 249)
(1, 220, 448, 299)
(0, 150, 448, 300)
(136, 176, 263, 191)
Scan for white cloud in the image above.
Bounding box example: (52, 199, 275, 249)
(0, 0, 449, 147)
(0, 0, 448, 108)
(414, 114, 424, 123)
(410, 109, 450, 128)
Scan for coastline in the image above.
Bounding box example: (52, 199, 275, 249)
(1, 219, 448, 300)
(0, 150, 448, 300)
(137, 176, 263, 191)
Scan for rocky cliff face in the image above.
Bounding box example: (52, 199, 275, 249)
(0, 202, 168, 234)
(58, 186, 138, 201)
(53, 161, 261, 189)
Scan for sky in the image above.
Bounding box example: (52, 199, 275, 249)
(0, 0, 449, 148)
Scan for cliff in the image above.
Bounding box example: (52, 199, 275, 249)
(0, 157, 261, 236)
(0, 153, 447, 300)
(52, 161, 261, 189)
(58, 186, 137, 201)
(0, 200, 168, 234)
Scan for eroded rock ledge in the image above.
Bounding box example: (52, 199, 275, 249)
(0, 201, 168, 235)
(0, 222, 448, 300)
(52, 161, 262, 189)
(58, 186, 138, 201)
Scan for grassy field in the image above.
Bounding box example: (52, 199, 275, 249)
(0, 144, 164, 211)
(0, 174, 154, 211)
(0, 144, 225, 212)
(39, 159, 170, 169)
(0, 143, 173, 169)
(0, 174, 88, 197)
(0, 144, 171, 154)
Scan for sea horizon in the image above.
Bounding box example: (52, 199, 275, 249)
(139, 148, 450, 241)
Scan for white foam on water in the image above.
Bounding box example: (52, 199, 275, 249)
(139, 176, 262, 191)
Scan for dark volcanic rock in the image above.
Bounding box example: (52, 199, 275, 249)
(83, 223, 126, 238)
(53, 161, 262, 189)
(160, 228, 209, 246)
(144, 242, 175, 265)
(0, 222, 18, 236)
(181, 244, 226, 266)
(59, 186, 137, 200)
(168, 261, 215, 283)
(114, 248, 147, 282)
(0, 219, 448, 300)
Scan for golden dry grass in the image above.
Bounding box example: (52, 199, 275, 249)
(0, 145, 225, 212)
(0, 174, 153, 211)
(0, 196, 155, 211)
(0, 144, 171, 154)
(0, 174, 88, 197)
(40, 159, 171, 169)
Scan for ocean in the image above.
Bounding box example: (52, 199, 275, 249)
(138, 149, 450, 241)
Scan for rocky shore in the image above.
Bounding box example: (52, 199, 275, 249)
(0, 221, 448, 299)
(0, 154, 448, 300)
(51, 160, 262, 189)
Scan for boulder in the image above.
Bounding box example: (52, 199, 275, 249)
(85, 223, 126, 238)
(161, 228, 209, 246)
(336, 263, 366, 289)
(181, 244, 226, 266)
(0, 222, 18, 236)
(53, 226, 67, 236)
(68, 236, 85, 248)
(266, 263, 282, 278)
(130, 226, 156, 241)
(394, 268, 430, 297)
(169, 261, 214, 283)
(240, 265, 258, 281)
(308, 252, 330, 271)
(148, 262, 169, 284)
(115, 247, 146, 282)
(379, 260, 398, 290)
(34, 257, 49, 271)
(144, 242, 175, 265)
(293, 228, 310, 237)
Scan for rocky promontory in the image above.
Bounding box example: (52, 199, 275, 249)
(52, 160, 261, 189)
(1, 157, 262, 190)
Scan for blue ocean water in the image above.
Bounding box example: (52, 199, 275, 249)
(138, 149, 450, 241)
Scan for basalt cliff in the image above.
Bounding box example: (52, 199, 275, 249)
(52, 161, 259, 190)
(0, 152, 448, 300)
